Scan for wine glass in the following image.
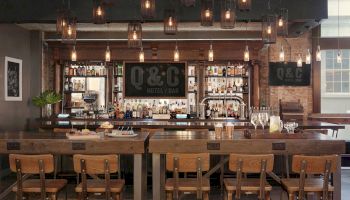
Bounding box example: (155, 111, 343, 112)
(250, 112, 259, 131)
(259, 112, 269, 132)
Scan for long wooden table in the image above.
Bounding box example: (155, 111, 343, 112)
(0, 131, 149, 200)
(149, 130, 346, 200)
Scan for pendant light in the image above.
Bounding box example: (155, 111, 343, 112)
(56, 8, 68, 34)
(262, 0, 277, 44)
(220, 0, 236, 29)
(208, 42, 214, 62)
(61, 0, 76, 44)
(243, 21, 249, 62)
(128, 22, 142, 48)
(174, 43, 180, 62)
(139, 46, 145, 62)
(141, 0, 155, 19)
(92, 0, 106, 24)
(105, 45, 111, 62)
(164, 9, 177, 35)
(336, 0, 342, 64)
(305, 49, 311, 64)
(316, 22, 322, 62)
(279, 45, 285, 62)
(71, 45, 77, 62)
(237, 0, 251, 11)
(297, 53, 302, 67)
(277, 8, 288, 36)
(201, 0, 214, 26)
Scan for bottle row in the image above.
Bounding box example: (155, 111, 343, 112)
(65, 64, 108, 76)
(64, 78, 85, 92)
(206, 78, 249, 94)
(205, 100, 245, 119)
(206, 65, 249, 77)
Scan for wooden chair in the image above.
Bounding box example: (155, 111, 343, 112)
(9, 154, 67, 200)
(224, 154, 274, 200)
(165, 153, 210, 200)
(73, 154, 125, 200)
(281, 155, 338, 200)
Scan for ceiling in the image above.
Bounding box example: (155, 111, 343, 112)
(0, 0, 328, 40)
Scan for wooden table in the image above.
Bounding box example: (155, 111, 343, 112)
(0, 131, 149, 200)
(149, 130, 346, 200)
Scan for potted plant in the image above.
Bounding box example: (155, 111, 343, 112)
(32, 90, 62, 118)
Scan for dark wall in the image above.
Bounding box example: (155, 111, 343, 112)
(0, 25, 42, 131)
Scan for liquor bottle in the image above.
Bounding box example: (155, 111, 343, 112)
(220, 80, 225, 94)
(64, 78, 69, 91)
(68, 79, 73, 91)
(218, 66, 223, 76)
(73, 80, 78, 91)
(205, 103, 211, 119)
(227, 67, 231, 76)
(231, 66, 235, 76)
(232, 81, 237, 92)
(64, 66, 70, 75)
(69, 66, 74, 76)
(213, 66, 218, 76)
(245, 66, 249, 76)
(91, 67, 96, 76)
(222, 67, 226, 77)
(227, 81, 232, 93)
(207, 78, 212, 92)
(86, 66, 91, 76)
(189, 81, 194, 91)
(243, 82, 249, 92)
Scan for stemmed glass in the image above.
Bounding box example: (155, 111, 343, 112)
(250, 112, 259, 131)
(259, 112, 269, 132)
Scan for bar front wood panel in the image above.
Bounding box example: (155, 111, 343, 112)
(149, 131, 346, 155)
(0, 132, 148, 154)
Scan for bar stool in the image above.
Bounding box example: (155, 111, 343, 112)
(224, 154, 274, 200)
(165, 153, 210, 200)
(281, 155, 338, 200)
(9, 154, 67, 200)
(73, 154, 125, 200)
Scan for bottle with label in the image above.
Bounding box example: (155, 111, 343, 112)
(64, 66, 70, 75)
(243, 82, 249, 92)
(231, 66, 235, 76)
(68, 79, 73, 91)
(64, 78, 69, 91)
(218, 66, 223, 76)
(227, 81, 232, 93)
(227, 67, 231, 76)
(91, 67, 96, 76)
(232, 81, 237, 92)
(222, 67, 226, 77)
(241, 66, 246, 76)
(213, 66, 218, 76)
(86, 66, 91, 76)
(221, 79, 226, 94)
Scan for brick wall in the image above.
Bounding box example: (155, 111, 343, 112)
(258, 32, 313, 120)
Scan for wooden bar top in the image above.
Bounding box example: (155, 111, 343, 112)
(149, 130, 346, 155)
(0, 131, 149, 154)
(308, 113, 350, 124)
(38, 119, 346, 130)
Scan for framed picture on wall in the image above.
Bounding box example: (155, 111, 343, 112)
(4, 56, 22, 101)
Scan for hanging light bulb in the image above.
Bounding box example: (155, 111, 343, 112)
(225, 9, 231, 19)
(174, 45, 180, 62)
(168, 16, 173, 26)
(279, 45, 285, 62)
(132, 30, 138, 40)
(67, 25, 73, 36)
(105, 45, 111, 62)
(316, 45, 321, 62)
(96, 6, 102, 16)
(267, 25, 272, 35)
(244, 45, 250, 62)
(297, 54, 303, 67)
(139, 47, 145, 62)
(337, 50, 342, 63)
(71, 46, 77, 62)
(205, 9, 211, 18)
(305, 49, 311, 64)
(278, 17, 283, 27)
(208, 43, 214, 61)
(145, 0, 150, 9)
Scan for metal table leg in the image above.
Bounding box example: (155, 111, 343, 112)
(152, 153, 165, 200)
(134, 153, 147, 200)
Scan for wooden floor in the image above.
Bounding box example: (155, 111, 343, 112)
(2, 169, 350, 200)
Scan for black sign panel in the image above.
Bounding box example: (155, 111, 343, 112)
(269, 62, 311, 86)
(124, 62, 187, 98)
(7, 142, 20, 150)
(72, 142, 86, 150)
(207, 142, 220, 150)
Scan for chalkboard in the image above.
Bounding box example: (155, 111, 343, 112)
(124, 62, 187, 98)
(269, 62, 311, 86)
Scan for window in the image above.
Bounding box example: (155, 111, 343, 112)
(321, 0, 350, 37)
(321, 49, 350, 95)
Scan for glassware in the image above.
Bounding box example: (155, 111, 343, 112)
(250, 112, 259, 131)
(259, 112, 269, 132)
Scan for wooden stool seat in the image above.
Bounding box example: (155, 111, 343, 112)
(12, 179, 67, 193)
(224, 178, 272, 192)
(165, 178, 210, 191)
(75, 179, 125, 193)
(281, 178, 334, 193)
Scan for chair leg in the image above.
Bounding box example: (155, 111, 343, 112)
(115, 193, 120, 200)
(77, 192, 82, 200)
(203, 192, 209, 200)
(227, 191, 233, 200)
(166, 191, 173, 200)
(265, 191, 271, 200)
(288, 192, 295, 200)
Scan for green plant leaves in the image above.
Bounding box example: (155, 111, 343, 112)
(32, 90, 62, 107)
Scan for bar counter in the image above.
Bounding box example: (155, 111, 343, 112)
(38, 118, 345, 132)
(149, 130, 346, 200)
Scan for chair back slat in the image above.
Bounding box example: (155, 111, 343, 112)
(73, 154, 119, 174)
(166, 153, 210, 172)
(292, 155, 338, 174)
(9, 154, 54, 174)
(228, 154, 274, 173)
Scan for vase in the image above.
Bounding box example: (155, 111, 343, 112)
(44, 104, 52, 118)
